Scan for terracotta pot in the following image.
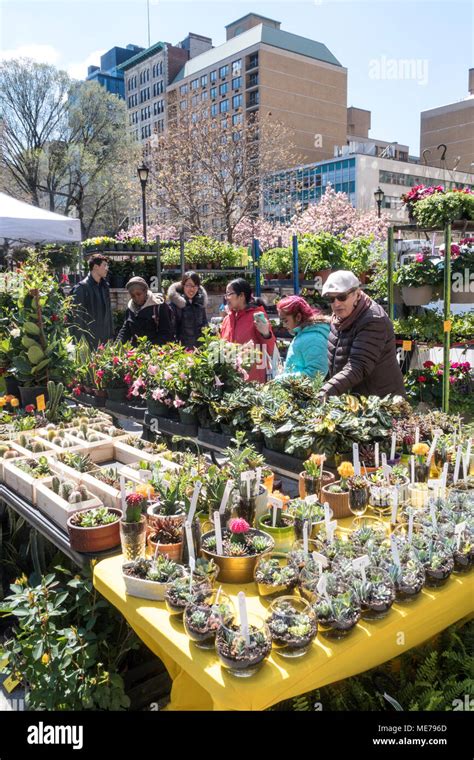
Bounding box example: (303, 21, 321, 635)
(146, 534, 183, 562)
(298, 469, 335, 499)
(67, 508, 122, 553)
(321, 481, 351, 519)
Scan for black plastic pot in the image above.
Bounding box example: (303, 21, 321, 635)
(5, 375, 20, 398)
(106, 386, 128, 402)
(19, 385, 48, 407)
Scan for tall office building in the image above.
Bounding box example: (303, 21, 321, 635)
(86, 44, 144, 99)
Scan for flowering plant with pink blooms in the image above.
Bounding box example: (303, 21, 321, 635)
(395, 254, 443, 288)
(405, 360, 473, 413)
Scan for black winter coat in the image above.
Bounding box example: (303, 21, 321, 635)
(71, 274, 114, 348)
(167, 283, 208, 348)
(321, 299, 406, 398)
(116, 293, 175, 346)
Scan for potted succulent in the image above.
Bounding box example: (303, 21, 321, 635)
(253, 554, 299, 599)
(201, 517, 274, 583)
(164, 574, 210, 618)
(382, 544, 426, 602)
(287, 538, 325, 573)
(193, 557, 220, 587)
(67, 506, 122, 553)
(183, 588, 235, 649)
(267, 596, 317, 658)
(350, 516, 388, 552)
(3, 455, 53, 503)
(35, 476, 102, 530)
(215, 612, 272, 678)
(122, 555, 185, 601)
(365, 465, 409, 512)
(298, 454, 335, 499)
(313, 574, 361, 639)
(412, 442, 430, 482)
(453, 529, 473, 572)
(352, 567, 395, 620)
(146, 516, 183, 563)
(257, 507, 296, 554)
(284, 498, 330, 539)
(120, 492, 147, 562)
(321, 461, 354, 518)
(410, 533, 454, 588)
(14, 433, 51, 455)
(347, 475, 370, 516)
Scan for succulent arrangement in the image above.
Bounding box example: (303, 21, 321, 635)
(254, 556, 299, 598)
(55, 451, 96, 472)
(50, 477, 94, 505)
(148, 516, 183, 546)
(14, 456, 52, 478)
(122, 555, 183, 584)
(68, 423, 102, 443)
(202, 519, 273, 558)
(16, 434, 48, 454)
(215, 619, 272, 676)
(164, 576, 210, 617)
(352, 568, 396, 619)
(267, 597, 317, 657)
(69, 506, 119, 528)
(183, 590, 234, 648)
(313, 574, 361, 638)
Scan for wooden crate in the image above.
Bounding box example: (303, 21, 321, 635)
(2, 459, 52, 504)
(35, 477, 103, 531)
(8, 436, 58, 458)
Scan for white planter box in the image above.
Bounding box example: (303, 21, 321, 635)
(122, 564, 172, 601)
(35, 433, 87, 452)
(2, 459, 52, 504)
(9, 437, 58, 458)
(113, 441, 180, 470)
(61, 430, 112, 447)
(35, 477, 103, 531)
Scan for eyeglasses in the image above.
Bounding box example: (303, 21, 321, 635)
(325, 288, 357, 304)
(225, 291, 236, 298)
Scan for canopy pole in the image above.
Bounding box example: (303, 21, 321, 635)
(442, 223, 451, 413)
(387, 227, 394, 321)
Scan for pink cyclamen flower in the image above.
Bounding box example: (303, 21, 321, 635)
(152, 388, 165, 401)
(229, 518, 250, 534)
(415, 254, 424, 263)
(173, 397, 185, 408)
(179, 372, 187, 380)
(112, 356, 120, 366)
(164, 398, 173, 406)
(96, 369, 104, 379)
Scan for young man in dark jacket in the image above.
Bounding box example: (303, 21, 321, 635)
(71, 254, 114, 348)
(117, 277, 175, 345)
(167, 271, 208, 348)
(320, 270, 406, 398)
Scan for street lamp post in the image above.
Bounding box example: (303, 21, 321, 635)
(374, 187, 384, 219)
(137, 164, 149, 241)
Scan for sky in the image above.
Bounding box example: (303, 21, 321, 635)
(1, 0, 473, 160)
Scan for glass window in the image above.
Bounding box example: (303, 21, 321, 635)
(201, 74, 208, 87)
(211, 103, 218, 117)
(232, 77, 242, 90)
(219, 82, 228, 96)
(210, 87, 217, 99)
(201, 91, 208, 101)
(232, 59, 242, 75)
(221, 118, 228, 129)
(180, 84, 188, 95)
(191, 78, 199, 90)
(210, 70, 217, 82)
(219, 65, 229, 78)
(219, 99, 229, 113)
(191, 94, 199, 106)
(180, 100, 187, 110)
(232, 113, 243, 126)
(232, 94, 242, 109)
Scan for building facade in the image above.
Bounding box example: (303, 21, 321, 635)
(167, 14, 347, 165)
(420, 68, 474, 175)
(86, 44, 144, 99)
(263, 149, 474, 223)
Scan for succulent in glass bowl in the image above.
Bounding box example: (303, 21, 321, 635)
(215, 612, 272, 678)
(254, 554, 299, 599)
(267, 596, 317, 658)
(313, 573, 361, 639)
(183, 588, 234, 649)
(351, 567, 396, 620)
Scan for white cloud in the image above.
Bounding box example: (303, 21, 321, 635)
(66, 49, 107, 81)
(1, 44, 61, 65)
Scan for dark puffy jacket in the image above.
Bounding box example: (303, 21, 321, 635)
(116, 292, 175, 346)
(71, 274, 114, 348)
(321, 299, 406, 397)
(167, 282, 208, 348)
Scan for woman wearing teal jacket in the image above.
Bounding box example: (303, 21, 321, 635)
(277, 296, 330, 378)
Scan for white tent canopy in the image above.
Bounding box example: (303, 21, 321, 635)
(0, 193, 81, 244)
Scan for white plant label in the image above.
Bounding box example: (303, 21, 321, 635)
(381, 451, 387, 468)
(303, 520, 309, 554)
(374, 443, 380, 468)
(255, 466, 262, 494)
(453, 446, 462, 484)
(189, 556, 195, 591)
(213, 511, 223, 555)
(408, 511, 414, 543)
(316, 573, 328, 599)
(187, 480, 202, 524)
(440, 462, 449, 489)
(353, 443, 360, 476)
(415, 427, 420, 444)
(219, 480, 234, 514)
(429, 503, 438, 531)
(463, 440, 472, 480)
(237, 591, 250, 646)
(324, 501, 331, 532)
(352, 554, 370, 582)
(312, 551, 329, 571)
(390, 433, 397, 462)
(382, 463, 393, 483)
(215, 585, 222, 605)
(241, 471, 252, 499)
(268, 494, 283, 508)
(455, 521, 467, 550)
(390, 536, 401, 568)
(305, 494, 319, 505)
(410, 455, 415, 484)
(120, 475, 126, 510)
(327, 520, 337, 544)
(190, 467, 198, 478)
(390, 487, 399, 525)
(427, 432, 440, 466)
(184, 520, 195, 562)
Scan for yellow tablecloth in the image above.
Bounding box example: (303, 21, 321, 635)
(93, 553, 473, 711)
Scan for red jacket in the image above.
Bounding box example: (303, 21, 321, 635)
(220, 304, 276, 383)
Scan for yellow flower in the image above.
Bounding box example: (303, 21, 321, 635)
(338, 461, 355, 478)
(41, 653, 50, 665)
(0, 397, 6, 407)
(135, 483, 155, 499)
(271, 490, 290, 503)
(9, 397, 19, 408)
(412, 443, 429, 457)
(308, 454, 324, 467)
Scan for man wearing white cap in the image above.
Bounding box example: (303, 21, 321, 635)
(320, 270, 405, 397)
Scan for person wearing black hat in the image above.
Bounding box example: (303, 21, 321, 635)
(320, 270, 405, 398)
(116, 277, 175, 346)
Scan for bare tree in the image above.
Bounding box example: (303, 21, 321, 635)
(149, 105, 301, 242)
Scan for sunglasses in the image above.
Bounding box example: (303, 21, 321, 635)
(325, 288, 357, 304)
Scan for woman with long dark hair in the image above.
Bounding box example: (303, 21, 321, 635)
(167, 271, 208, 348)
(220, 278, 276, 383)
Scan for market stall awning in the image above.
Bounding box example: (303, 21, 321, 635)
(0, 192, 81, 244)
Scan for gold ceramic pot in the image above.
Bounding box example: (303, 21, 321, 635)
(200, 529, 274, 583)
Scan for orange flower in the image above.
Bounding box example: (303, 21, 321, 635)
(135, 483, 156, 500)
(337, 461, 354, 479)
(9, 397, 20, 408)
(0, 397, 6, 407)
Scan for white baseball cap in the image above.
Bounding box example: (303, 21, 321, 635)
(321, 270, 361, 296)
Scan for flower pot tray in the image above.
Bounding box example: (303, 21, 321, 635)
(105, 399, 146, 421)
(144, 412, 197, 438)
(35, 477, 102, 531)
(261, 447, 306, 474)
(197, 427, 232, 449)
(2, 459, 51, 504)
